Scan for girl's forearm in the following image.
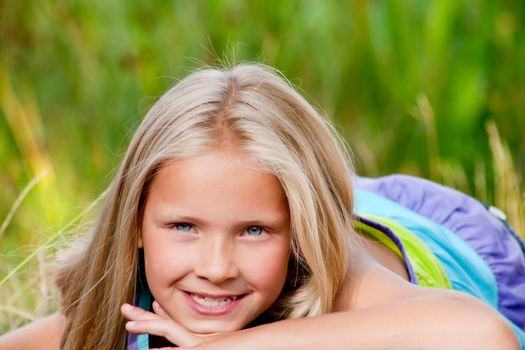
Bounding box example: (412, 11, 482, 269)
(0, 313, 65, 350)
(204, 291, 517, 350)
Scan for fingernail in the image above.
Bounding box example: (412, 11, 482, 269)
(122, 304, 133, 312)
(127, 321, 135, 327)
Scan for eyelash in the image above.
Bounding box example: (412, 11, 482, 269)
(168, 223, 268, 237)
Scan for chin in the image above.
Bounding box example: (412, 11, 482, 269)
(186, 320, 246, 334)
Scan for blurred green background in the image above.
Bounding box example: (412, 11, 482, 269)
(1, 0, 524, 331)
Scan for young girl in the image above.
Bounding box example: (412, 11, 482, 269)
(1, 63, 523, 349)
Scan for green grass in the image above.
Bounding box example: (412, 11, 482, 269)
(1, 0, 524, 333)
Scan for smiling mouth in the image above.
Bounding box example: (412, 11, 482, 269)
(189, 293, 239, 307)
(182, 291, 247, 314)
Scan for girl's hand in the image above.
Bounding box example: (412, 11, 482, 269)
(121, 301, 223, 349)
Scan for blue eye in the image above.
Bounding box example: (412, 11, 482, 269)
(245, 226, 264, 236)
(174, 223, 193, 232)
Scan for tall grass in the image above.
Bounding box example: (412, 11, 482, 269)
(410, 94, 525, 233)
(487, 122, 525, 234)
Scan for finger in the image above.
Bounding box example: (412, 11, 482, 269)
(121, 303, 160, 322)
(126, 319, 201, 348)
(152, 300, 172, 319)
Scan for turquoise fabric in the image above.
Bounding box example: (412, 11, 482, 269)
(355, 189, 498, 306)
(355, 189, 524, 349)
(136, 282, 152, 350)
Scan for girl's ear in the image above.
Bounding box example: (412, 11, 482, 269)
(137, 231, 143, 248)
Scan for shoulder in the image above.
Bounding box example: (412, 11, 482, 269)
(0, 313, 66, 350)
(335, 251, 520, 349)
(334, 246, 417, 311)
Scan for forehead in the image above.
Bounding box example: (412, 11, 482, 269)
(147, 149, 288, 216)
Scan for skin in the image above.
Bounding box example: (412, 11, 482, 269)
(0, 148, 519, 349)
(0, 313, 65, 349)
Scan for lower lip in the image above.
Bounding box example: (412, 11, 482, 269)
(182, 291, 245, 316)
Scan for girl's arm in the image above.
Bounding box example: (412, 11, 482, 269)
(0, 313, 65, 350)
(196, 288, 517, 350)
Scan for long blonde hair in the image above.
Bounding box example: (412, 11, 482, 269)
(56, 63, 356, 349)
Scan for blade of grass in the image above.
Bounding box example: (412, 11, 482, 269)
(0, 170, 48, 241)
(410, 94, 440, 181)
(486, 120, 525, 237)
(0, 305, 36, 322)
(0, 191, 104, 287)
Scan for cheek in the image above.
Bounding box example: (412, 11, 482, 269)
(240, 243, 290, 294)
(142, 237, 191, 292)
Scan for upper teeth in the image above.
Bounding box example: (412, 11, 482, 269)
(190, 293, 238, 307)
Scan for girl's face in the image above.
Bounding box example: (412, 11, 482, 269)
(139, 149, 291, 334)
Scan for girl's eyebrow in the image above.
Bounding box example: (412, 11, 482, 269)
(155, 213, 208, 226)
(233, 218, 285, 228)
(159, 214, 287, 228)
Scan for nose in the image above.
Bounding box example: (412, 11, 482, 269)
(194, 235, 240, 284)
